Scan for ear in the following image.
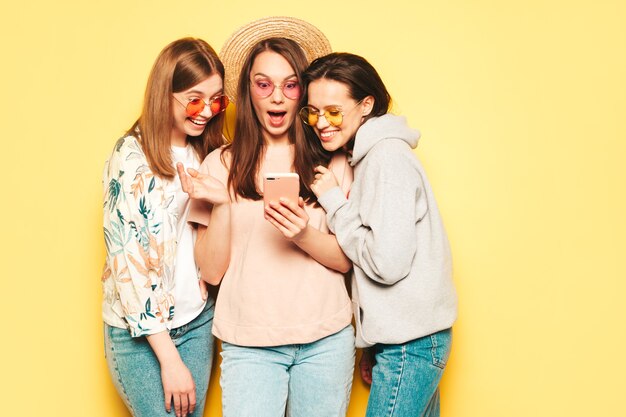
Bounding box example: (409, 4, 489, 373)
(361, 96, 375, 117)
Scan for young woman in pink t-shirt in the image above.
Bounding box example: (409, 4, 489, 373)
(177, 18, 356, 417)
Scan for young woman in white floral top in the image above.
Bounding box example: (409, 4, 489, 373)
(101, 38, 228, 417)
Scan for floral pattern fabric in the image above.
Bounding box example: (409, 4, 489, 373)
(101, 135, 178, 337)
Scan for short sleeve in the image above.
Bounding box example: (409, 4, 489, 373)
(187, 147, 229, 227)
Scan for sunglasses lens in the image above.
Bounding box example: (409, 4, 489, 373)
(325, 109, 343, 127)
(252, 80, 273, 98)
(210, 95, 229, 114)
(299, 108, 315, 125)
(282, 82, 301, 100)
(186, 98, 205, 117)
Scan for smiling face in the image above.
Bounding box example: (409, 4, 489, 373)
(170, 73, 224, 146)
(306, 78, 372, 152)
(249, 51, 301, 144)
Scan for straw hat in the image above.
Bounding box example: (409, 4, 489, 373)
(219, 16, 332, 102)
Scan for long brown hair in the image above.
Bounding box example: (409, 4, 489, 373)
(224, 38, 330, 201)
(128, 38, 226, 179)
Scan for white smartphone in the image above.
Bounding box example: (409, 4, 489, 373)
(263, 173, 300, 207)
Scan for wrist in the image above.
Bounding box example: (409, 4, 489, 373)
(157, 349, 184, 367)
(146, 332, 182, 365)
(212, 201, 231, 210)
(292, 224, 312, 244)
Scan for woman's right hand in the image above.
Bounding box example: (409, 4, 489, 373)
(147, 331, 197, 417)
(160, 358, 197, 417)
(176, 162, 229, 205)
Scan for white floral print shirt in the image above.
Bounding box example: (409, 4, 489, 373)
(101, 135, 179, 337)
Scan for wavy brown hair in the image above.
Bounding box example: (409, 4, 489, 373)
(128, 38, 226, 179)
(223, 38, 330, 202)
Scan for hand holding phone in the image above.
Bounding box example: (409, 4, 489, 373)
(263, 173, 309, 241)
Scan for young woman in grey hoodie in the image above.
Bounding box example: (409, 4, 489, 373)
(300, 53, 458, 417)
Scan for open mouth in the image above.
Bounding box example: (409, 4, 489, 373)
(268, 111, 287, 126)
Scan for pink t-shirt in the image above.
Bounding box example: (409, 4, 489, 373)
(188, 145, 353, 346)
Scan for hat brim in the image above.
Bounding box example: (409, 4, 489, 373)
(219, 16, 332, 102)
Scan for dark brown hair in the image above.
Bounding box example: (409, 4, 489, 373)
(128, 38, 226, 179)
(303, 52, 392, 125)
(223, 38, 330, 201)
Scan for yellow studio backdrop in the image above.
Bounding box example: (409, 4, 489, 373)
(0, 0, 624, 416)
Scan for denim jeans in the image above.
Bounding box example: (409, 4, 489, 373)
(365, 328, 452, 417)
(220, 325, 355, 417)
(104, 301, 215, 417)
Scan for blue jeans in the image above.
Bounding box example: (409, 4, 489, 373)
(104, 301, 215, 417)
(220, 325, 355, 417)
(366, 328, 452, 417)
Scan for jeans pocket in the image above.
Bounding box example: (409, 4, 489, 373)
(430, 328, 452, 370)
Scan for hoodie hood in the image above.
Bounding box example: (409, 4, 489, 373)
(350, 114, 420, 166)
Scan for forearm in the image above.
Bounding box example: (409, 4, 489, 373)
(293, 226, 352, 273)
(321, 185, 416, 284)
(194, 203, 231, 285)
(146, 331, 183, 366)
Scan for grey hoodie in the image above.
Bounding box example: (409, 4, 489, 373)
(318, 114, 458, 348)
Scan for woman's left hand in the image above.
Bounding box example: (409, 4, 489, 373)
(265, 197, 310, 241)
(311, 165, 340, 198)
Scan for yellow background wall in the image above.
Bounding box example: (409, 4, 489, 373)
(1, 1, 624, 416)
